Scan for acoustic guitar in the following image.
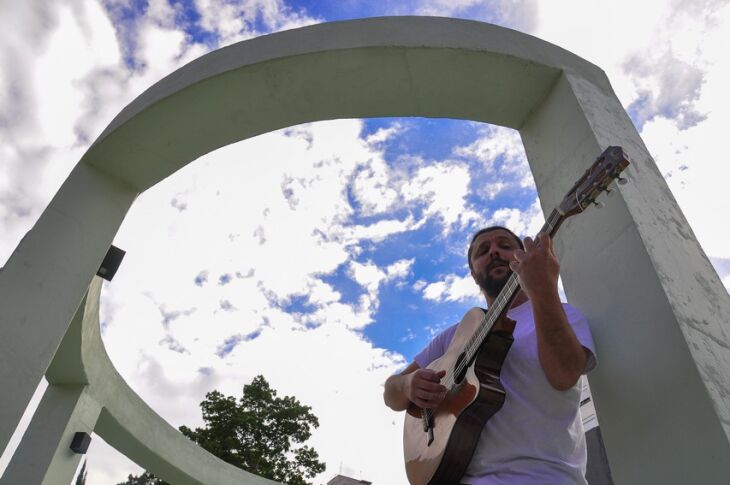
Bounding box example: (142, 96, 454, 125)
(402, 146, 630, 485)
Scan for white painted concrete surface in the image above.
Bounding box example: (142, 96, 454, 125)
(1, 16, 728, 484)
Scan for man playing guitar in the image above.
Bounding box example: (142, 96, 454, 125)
(384, 226, 597, 484)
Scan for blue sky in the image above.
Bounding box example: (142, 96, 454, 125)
(1, 0, 729, 483)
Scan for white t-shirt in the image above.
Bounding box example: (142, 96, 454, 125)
(413, 300, 597, 485)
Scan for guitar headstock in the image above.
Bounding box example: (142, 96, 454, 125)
(557, 146, 630, 217)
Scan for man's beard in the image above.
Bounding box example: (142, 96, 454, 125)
(475, 258, 512, 299)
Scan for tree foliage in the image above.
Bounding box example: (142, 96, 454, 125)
(117, 375, 325, 485)
(117, 471, 168, 485)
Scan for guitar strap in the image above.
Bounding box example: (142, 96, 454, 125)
(430, 310, 515, 483)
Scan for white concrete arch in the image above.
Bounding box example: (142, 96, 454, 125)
(1, 16, 729, 485)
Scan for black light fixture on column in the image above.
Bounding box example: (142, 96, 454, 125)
(97, 245, 126, 281)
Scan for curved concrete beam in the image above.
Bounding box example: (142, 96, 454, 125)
(83, 16, 605, 192)
(80, 279, 277, 485)
(1, 16, 729, 485)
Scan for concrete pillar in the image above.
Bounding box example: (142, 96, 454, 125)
(1, 16, 727, 485)
(520, 72, 730, 484)
(0, 385, 101, 485)
(0, 162, 137, 453)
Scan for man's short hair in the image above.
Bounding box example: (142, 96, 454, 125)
(467, 226, 524, 271)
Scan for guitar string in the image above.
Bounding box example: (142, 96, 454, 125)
(444, 158, 611, 387)
(441, 209, 562, 390)
(420, 157, 620, 430)
(439, 153, 623, 393)
(421, 209, 563, 429)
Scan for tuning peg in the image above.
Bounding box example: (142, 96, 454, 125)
(604, 187, 615, 198)
(617, 176, 628, 186)
(593, 201, 605, 209)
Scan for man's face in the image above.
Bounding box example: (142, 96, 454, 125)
(469, 229, 520, 298)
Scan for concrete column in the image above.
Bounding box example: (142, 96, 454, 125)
(520, 72, 730, 484)
(0, 162, 137, 452)
(2, 16, 727, 485)
(0, 385, 101, 485)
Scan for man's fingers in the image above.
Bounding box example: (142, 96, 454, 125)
(416, 398, 438, 409)
(411, 368, 447, 407)
(523, 237, 534, 250)
(412, 372, 446, 401)
(420, 369, 445, 382)
(413, 373, 446, 389)
(418, 381, 446, 393)
(539, 232, 552, 252)
(415, 391, 446, 409)
(417, 389, 443, 401)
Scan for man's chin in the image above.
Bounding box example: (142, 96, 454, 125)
(479, 274, 511, 299)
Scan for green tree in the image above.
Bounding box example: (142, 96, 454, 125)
(117, 375, 325, 485)
(117, 471, 168, 485)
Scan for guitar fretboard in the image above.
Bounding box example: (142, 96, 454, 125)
(442, 208, 564, 390)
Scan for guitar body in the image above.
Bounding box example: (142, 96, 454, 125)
(403, 308, 514, 485)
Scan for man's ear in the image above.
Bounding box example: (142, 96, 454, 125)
(470, 269, 478, 285)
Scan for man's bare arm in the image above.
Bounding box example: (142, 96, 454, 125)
(531, 289, 588, 390)
(510, 233, 588, 390)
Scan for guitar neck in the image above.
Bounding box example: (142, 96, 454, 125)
(461, 208, 565, 366)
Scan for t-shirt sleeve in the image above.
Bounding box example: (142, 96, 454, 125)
(413, 323, 459, 369)
(563, 302, 598, 373)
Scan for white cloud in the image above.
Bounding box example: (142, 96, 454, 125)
(455, 125, 526, 171)
(412, 279, 427, 291)
(82, 435, 144, 485)
(413, 0, 539, 31)
(4, 2, 730, 484)
(365, 122, 406, 145)
(454, 124, 535, 194)
(145, 0, 180, 27)
(0, 4, 405, 482)
(305, 279, 341, 306)
(349, 260, 386, 294)
(619, 1, 727, 129)
(211, 320, 407, 484)
(347, 258, 414, 309)
(640, 100, 730, 259)
(340, 215, 423, 244)
(194, 0, 320, 46)
(136, 21, 187, 73)
(487, 198, 545, 238)
(423, 273, 483, 303)
(351, 154, 401, 215)
(195, 0, 246, 39)
(33, 4, 117, 145)
(625, 51, 706, 129)
(533, 0, 730, 262)
(94, 117, 413, 482)
(386, 258, 415, 280)
(0, 0, 123, 263)
(402, 162, 481, 233)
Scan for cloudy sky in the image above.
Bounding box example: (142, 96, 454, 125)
(1, 0, 729, 483)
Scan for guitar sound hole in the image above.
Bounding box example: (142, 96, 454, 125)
(454, 352, 468, 384)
